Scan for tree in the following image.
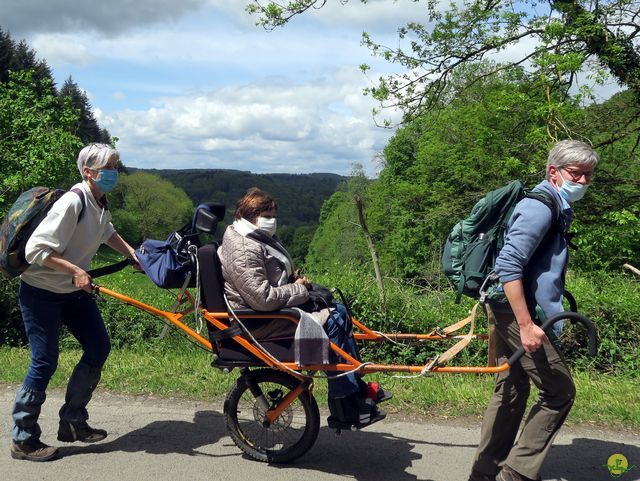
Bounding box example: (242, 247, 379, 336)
(307, 67, 591, 278)
(0, 28, 14, 84)
(109, 172, 194, 244)
(0, 70, 83, 214)
(247, 1, 640, 129)
(59, 76, 110, 144)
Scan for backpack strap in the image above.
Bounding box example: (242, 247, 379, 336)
(524, 190, 565, 244)
(525, 190, 560, 223)
(69, 188, 87, 222)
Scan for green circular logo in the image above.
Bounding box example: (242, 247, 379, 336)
(607, 454, 629, 477)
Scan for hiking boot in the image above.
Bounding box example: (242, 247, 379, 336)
(11, 440, 59, 462)
(497, 464, 540, 481)
(57, 420, 107, 443)
(468, 468, 497, 481)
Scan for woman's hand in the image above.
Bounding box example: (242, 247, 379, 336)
(295, 276, 311, 290)
(72, 268, 93, 293)
(129, 251, 142, 271)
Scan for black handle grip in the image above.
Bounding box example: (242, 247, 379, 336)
(563, 290, 577, 312)
(86, 258, 133, 279)
(507, 311, 597, 366)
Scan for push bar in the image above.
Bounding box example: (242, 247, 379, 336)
(508, 311, 597, 366)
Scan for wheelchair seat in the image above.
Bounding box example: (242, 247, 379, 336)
(197, 243, 299, 367)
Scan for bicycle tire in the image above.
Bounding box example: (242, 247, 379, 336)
(224, 369, 320, 463)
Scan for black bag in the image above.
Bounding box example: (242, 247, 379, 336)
(298, 284, 335, 312)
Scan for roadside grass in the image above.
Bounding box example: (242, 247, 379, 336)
(1, 344, 637, 429)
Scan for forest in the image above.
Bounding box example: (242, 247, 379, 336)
(1, 3, 639, 379)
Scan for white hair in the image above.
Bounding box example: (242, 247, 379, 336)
(77, 143, 119, 177)
(546, 140, 599, 179)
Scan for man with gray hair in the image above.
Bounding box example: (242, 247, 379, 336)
(468, 140, 599, 481)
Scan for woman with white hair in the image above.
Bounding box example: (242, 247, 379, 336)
(10, 143, 139, 462)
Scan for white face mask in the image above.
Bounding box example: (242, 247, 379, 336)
(256, 216, 277, 236)
(559, 179, 589, 203)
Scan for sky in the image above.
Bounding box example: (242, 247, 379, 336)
(2, 0, 436, 176)
(2, 1, 621, 177)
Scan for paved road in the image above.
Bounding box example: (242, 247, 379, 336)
(1, 383, 638, 481)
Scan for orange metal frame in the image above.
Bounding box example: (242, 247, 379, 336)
(94, 283, 511, 424)
(95, 284, 510, 376)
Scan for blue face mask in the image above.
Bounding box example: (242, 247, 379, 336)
(95, 169, 118, 193)
(558, 179, 588, 203)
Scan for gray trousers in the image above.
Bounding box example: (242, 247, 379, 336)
(471, 306, 575, 480)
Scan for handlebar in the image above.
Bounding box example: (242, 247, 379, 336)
(507, 311, 598, 366)
(86, 258, 134, 279)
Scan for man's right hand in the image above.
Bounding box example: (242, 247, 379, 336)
(520, 322, 549, 353)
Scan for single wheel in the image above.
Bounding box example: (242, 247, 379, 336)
(224, 368, 320, 463)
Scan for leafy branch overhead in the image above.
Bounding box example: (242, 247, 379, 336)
(247, 0, 640, 120)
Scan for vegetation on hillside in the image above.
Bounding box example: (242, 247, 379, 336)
(138, 168, 345, 227)
(1, 19, 638, 397)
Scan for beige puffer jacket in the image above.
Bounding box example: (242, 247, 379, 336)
(218, 225, 310, 311)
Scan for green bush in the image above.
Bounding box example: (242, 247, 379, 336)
(2, 245, 637, 377)
(308, 264, 640, 375)
(0, 279, 25, 346)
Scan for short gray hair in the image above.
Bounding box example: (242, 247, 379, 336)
(77, 143, 119, 177)
(546, 140, 599, 179)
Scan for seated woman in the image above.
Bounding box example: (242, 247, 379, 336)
(218, 187, 389, 429)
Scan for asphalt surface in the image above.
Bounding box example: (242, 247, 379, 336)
(1, 383, 638, 481)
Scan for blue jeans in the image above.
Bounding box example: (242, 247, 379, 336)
(324, 303, 363, 399)
(12, 281, 111, 442)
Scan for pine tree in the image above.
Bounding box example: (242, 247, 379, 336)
(11, 40, 55, 96)
(0, 28, 15, 84)
(59, 76, 104, 143)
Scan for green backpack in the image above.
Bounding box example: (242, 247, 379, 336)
(0, 186, 85, 279)
(441, 180, 558, 303)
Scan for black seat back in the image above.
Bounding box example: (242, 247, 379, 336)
(197, 243, 226, 312)
(197, 242, 297, 366)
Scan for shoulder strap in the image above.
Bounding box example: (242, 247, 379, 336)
(525, 189, 568, 249)
(69, 188, 86, 222)
(525, 190, 560, 223)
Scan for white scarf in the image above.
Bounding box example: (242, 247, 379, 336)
(233, 218, 294, 285)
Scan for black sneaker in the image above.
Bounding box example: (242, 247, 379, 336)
(11, 440, 59, 462)
(327, 395, 386, 430)
(57, 420, 107, 443)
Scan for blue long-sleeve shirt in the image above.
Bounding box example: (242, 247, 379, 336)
(493, 180, 572, 326)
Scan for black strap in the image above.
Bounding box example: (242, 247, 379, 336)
(68, 188, 86, 221)
(87, 259, 132, 279)
(524, 189, 576, 248)
(208, 323, 243, 342)
(525, 190, 560, 223)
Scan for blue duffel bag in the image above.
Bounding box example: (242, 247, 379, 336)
(135, 203, 225, 289)
(136, 231, 196, 288)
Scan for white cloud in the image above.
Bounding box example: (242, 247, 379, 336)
(102, 68, 396, 175)
(29, 34, 94, 66)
